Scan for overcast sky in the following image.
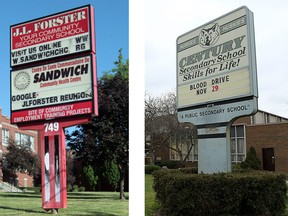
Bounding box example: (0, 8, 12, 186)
(145, 0, 288, 118)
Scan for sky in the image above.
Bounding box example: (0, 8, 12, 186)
(0, 0, 128, 117)
(145, 0, 288, 118)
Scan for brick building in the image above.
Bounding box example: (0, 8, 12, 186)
(147, 110, 288, 172)
(0, 108, 39, 187)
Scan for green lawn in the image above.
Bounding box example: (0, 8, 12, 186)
(145, 174, 160, 216)
(0, 191, 128, 215)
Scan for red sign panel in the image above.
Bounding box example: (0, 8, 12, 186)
(12, 101, 93, 124)
(10, 5, 95, 67)
(11, 55, 98, 124)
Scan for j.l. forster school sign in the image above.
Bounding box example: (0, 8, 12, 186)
(177, 6, 258, 124)
(10, 5, 97, 210)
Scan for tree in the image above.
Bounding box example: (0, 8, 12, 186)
(91, 50, 128, 199)
(145, 92, 177, 164)
(171, 122, 196, 164)
(103, 160, 120, 191)
(83, 165, 98, 191)
(3, 139, 40, 180)
(145, 91, 197, 165)
(66, 151, 76, 191)
(67, 49, 128, 199)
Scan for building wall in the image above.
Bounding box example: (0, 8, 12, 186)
(232, 111, 288, 172)
(253, 110, 288, 124)
(156, 145, 170, 163)
(150, 110, 288, 172)
(233, 116, 251, 125)
(0, 108, 39, 187)
(246, 122, 288, 172)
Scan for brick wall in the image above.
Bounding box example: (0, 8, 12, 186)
(233, 116, 251, 125)
(17, 173, 34, 188)
(0, 108, 39, 187)
(154, 143, 170, 162)
(246, 122, 288, 172)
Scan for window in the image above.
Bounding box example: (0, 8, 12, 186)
(230, 125, 246, 163)
(170, 137, 198, 162)
(250, 115, 255, 125)
(30, 137, 35, 151)
(15, 132, 21, 144)
(2, 129, 10, 146)
(15, 132, 35, 151)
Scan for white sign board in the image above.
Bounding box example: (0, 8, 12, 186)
(177, 6, 257, 111)
(178, 98, 257, 125)
(11, 55, 97, 123)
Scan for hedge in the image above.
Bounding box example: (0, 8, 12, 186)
(155, 161, 180, 169)
(145, 165, 161, 174)
(153, 169, 287, 216)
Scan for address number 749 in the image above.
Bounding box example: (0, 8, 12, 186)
(44, 122, 59, 132)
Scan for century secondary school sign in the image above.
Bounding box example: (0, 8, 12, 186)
(10, 5, 95, 67)
(177, 6, 258, 116)
(177, 6, 258, 174)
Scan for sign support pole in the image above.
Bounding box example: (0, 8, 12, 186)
(197, 123, 231, 173)
(18, 115, 91, 212)
(40, 126, 67, 210)
(178, 98, 257, 174)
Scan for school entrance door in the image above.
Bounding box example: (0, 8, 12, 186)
(262, 148, 275, 171)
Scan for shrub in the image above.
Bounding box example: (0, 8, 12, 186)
(178, 167, 198, 174)
(153, 170, 287, 216)
(78, 186, 85, 192)
(67, 184, 73, 192)
(33, 187, 41, 193)
(232, 163, 253, 173)
(72, 185, 79, 192)
(155, 161, 179, 169)
(240, 146, 261, 170)
(145, 165, 161, 174)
